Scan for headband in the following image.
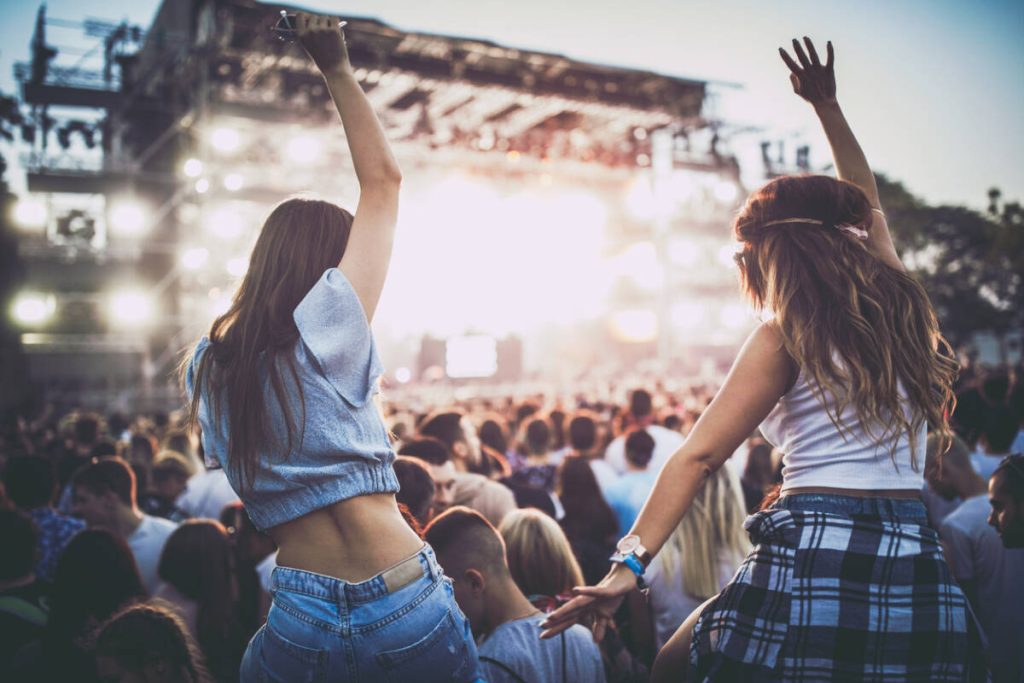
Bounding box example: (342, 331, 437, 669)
(760, 217, 869, 240)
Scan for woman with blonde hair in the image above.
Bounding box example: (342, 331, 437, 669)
(499, 508, 584, 606)
(643, 463, 750, 650)
(542, 38, 983, 682)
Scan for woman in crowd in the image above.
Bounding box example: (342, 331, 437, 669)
(542, 38, 982, 681)
(155, 520, 246, 682)
(641, 463, 750, 650)
(93, 602, 212, 683)
(557, 454, 619, 585)
(184, 13, 479, 682)
(500, 508, 585, 607)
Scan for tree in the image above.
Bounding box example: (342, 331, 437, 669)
(878, 175, 1023, 350)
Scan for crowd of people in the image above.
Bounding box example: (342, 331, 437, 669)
(0, 363, 1022, 681)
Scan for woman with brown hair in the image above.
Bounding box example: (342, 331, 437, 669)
(184, 12, 479, 682)
(542, 38, 983, 681)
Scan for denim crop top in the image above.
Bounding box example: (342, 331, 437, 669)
(186, 268, 399, 531)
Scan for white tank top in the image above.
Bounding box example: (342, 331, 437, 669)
(760, 370, 926, 492)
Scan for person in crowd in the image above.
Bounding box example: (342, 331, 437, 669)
(506, 416, 559, 493)
(175, 461, 240, 522)
(542, 39, 983, 682)
(936, 450, 1024, 682)
(219, 503, 277, 634)
(557, 455, 618, 585)
(971, 406, 1019, 480)
(603, 390, 684, 475)
(924, 434, 978, 526)
(989, 454, 1024, 549)
(419, 410, 516, 526)
(155, 520, 247, 682)
(603, 429, 658, 536)
(641, 463, 750, 651)
(0, 509, 48, 675)
(953, 368, 1011, 447)
(183, 14, 479, 681)
(71, 456, 177, 594)
(93, 602, 212, 683)
(479, 414, 512, 461)
(566, 410, 617, 492)
(393, 455, 437, 526)
(38, 529, 146, 682)
(398, 437, 456, 520)
(163, 428, 204, 475)
(56, 412, 103, 488)
(425, 507, 605, 683)
(2, 454, 85, 582)
(421, 409, 508, 477)
(499, 508, 587, 607)
(739, 441, 774, 513)
(140, 451, 194, 522)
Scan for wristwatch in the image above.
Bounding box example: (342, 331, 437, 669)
(610, 534, 652, 592)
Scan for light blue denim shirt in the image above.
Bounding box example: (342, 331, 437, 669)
(186, 268, 398, 530)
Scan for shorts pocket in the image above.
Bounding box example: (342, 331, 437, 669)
(259, 623, 329, 683)
(375, 610, 473, 683)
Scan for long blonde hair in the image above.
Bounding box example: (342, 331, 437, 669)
(499, 508, 583, 598)
(660, 464, 750, 600)
(733, 176, 957, 466)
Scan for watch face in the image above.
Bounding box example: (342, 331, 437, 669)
(617, 535, 640, 555)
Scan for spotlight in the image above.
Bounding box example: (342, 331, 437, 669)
(108, 201, 147, 237)
(108, 289, 153, 327)
(394, 367, 412, 384)
(223, 173, 244, 192)
(609, 309, 658, 344)
(183, 158, 203, 178)
(12, 292, 56, 326)
(194, 178, 210, 194)
(12, 198, 47, 229)
(180, 247, 209, 270)
(210, 127, 240, 153)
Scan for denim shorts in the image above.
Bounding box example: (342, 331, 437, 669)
(773, 492, 929, 523)
(240, 544, 483, 682)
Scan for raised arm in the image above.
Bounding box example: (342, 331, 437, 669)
(540, 322, 793, 639)
(296, 13, 402, 321)
(779, 38, 903, 272)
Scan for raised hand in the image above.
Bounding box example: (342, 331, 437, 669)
(779, 37, 836, 105)
(295, 12, 351, 77)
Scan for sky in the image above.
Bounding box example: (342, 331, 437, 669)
(0, 0, 1021, 209)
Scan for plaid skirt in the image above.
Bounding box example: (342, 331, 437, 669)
(689, 494, 988, 682)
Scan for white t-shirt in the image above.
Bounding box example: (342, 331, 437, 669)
(256, 551, 278, 594)
(645, 547, 744, 650)
(603, 425, 684, 476)
(478, 614, 605, 683)
(940, 495, 1024, 682)
(589, 459, 618, 494)
(176, 469, 240, 521)
(128, 514, 178, 595)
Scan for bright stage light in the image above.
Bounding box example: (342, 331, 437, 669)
(226, 256, 248, 277)
(183, 158, 203, 178)
(210, 127, 240, 153)
(286, 135, 321, 163)
(108, 289, 153, 327)
(13, 198, 47, 230)
(203, 207, 244, 239)
(394, 367, 412, 384)
(714, 180, 739, 203)
(445, 335, 498, 379)
(223, 173, 244, 192)
(180, 247, 209, 270)
(12, 292, 56, 326)
(108, 201, 147, 237)
(195, 178, 210, 194)
(609, 309, 658, 344)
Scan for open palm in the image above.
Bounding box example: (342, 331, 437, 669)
(779, 37, 836, 105)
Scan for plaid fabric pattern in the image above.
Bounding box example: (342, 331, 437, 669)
(690, 504, 988, 682)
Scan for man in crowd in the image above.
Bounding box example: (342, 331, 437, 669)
(424, 507, 605, 683)
(566, 411, 617, 492)
(70, 457, 177, 594)
(603, 389, 683, 475)
(989, 454, 1024, 548)
(971, 407, 1020, 480)
(420, 411, 516, 526)
(604, 429, 658, 535)
(938, 449, 1024, 682)
(393, 455, 437, 527)
(138, 451, 193, 522)
(398, 437, 456, 520)
(2, 455, 85, 583)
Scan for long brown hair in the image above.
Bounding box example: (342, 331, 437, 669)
(733, 175, 956, 466)
(184, 197, 353, 492)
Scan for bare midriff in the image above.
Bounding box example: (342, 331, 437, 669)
(267, 493, 425, 582)
(784, 486, 921, 499)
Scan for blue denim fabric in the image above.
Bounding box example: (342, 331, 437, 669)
(773, 492, 929, 523)
(186, 268, 399, 530)
(240, 545, 483, 682)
